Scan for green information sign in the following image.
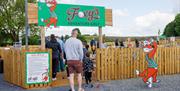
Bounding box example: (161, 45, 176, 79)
(26, 52, 50, 84)
(38, 2, 105, 27)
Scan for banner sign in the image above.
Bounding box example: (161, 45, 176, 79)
(38, 2, 105, 27)
(26, 52, 50, 84)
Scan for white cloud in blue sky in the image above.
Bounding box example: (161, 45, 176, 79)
(44, 0, 179, 36)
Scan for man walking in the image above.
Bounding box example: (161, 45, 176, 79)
(64, 28, 84, 91)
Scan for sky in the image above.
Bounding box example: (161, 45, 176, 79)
(42, 0, 180, 37)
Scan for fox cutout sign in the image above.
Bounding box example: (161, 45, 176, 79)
(136, 38, 160, 88)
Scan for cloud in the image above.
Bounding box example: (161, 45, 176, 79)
(113, 9, 129, 17)
(103, 10, 175, 37)
(134, 11, 175, 36)
(135, 11, 174, 27)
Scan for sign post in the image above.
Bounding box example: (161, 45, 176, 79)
(40, 27, 45, 49)
(98, 27, 103, 48)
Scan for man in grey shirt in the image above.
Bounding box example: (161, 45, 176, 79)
(64, 28, 84, 91)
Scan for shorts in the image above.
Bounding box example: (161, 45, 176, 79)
(67, 60, 83, 74)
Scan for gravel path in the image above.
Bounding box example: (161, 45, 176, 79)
(0, 74, 180, 91)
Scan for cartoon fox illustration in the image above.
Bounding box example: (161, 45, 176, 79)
(42, 69, 49, 82)
(136, 39, 160, 88)
(42, 0, 58, 27)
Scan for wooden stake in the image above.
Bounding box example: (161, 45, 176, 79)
(98, 27, 103, 48)
(40, 27, 45, 50)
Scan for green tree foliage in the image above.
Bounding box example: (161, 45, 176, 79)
(0, 0, 39, 46)
(174, 14, 180, 36)
(76, 28, 86, 42)
(22, 24, 40, 45)
(163, 14, 180, 37)
(0, 0, 25, 46)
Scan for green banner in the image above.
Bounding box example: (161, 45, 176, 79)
(38, 2, 105, 27)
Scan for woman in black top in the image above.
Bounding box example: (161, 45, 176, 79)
(46, 34, 62, 80)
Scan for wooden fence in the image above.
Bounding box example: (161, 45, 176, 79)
(1, 46, 180, 88)
(96, 47, 180, 81)
(0, 47, 52, 89)
(159, 40, 180, 46)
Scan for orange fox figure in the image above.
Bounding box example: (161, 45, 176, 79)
(43, 0, 58, 27)
(43, 17, 57, 27)
(136, 39, 160, 88)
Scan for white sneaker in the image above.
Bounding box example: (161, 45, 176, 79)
(148, 83, 152, 88)
(135, 70, 140, 75)
(52, 78, 57, 81)
(147, 77, 153, 88)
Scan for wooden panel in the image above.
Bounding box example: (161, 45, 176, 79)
(105, 9, 113, 26)
(107, 49, 111, 80)
(28, 3, 38, 24)
(96, 49, 101, 81)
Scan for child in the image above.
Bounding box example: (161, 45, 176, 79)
(83, 52, 94, 88)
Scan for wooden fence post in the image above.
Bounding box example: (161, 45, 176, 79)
(40, 27, 45, 50)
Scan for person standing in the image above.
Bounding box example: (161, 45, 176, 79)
(46, 34, 62, 80)
(135, 39, 139, 48)
(83, 52, 94, 88)
(64, 28, 84, 91)
(82, 42, 88, 60)
(115, 39, 119, 47)
(57, 37, 65, 72)
(90, 38, 96, 54)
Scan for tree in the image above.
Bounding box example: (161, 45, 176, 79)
(174, 14, 180, 36)
(76, 29, 86, 42)
(163, 14, 180, 37)
(0, 0, 25, 44)
(65, 35, 70, 40)
(0, 0, 38, 46)
(22, 24, 40, 45)
(163, 22, 176, 37)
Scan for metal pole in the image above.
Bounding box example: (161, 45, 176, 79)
(98, 27, 102, 48)
(25, 0, 29, 50)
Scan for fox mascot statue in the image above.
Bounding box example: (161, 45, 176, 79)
(136, 38, 160, 88)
